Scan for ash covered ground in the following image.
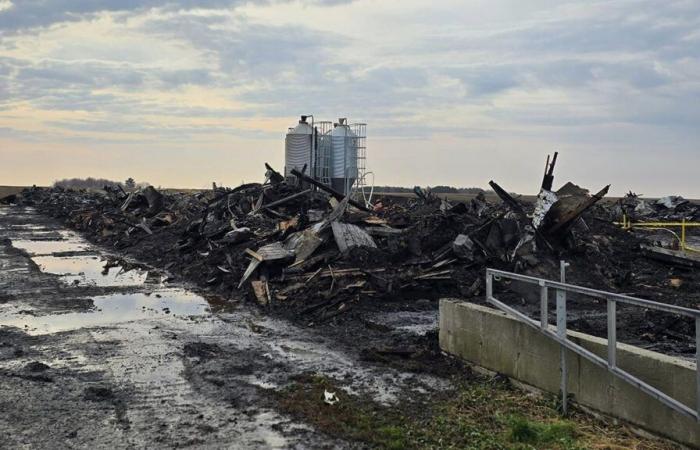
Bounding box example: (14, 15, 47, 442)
(0, 163, 698, 447)
(4, 164, 698, 357)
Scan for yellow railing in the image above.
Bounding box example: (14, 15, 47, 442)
(616, 214, 700, 253)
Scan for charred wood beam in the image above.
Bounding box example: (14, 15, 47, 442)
(259, 189, 312, 211)
(489, 180, 554, 251)
(488, 180, 527, 218)
(541, 151, 558, 190)
(261, 208, 291, 220)
(265, 163, 285, 185)
(291, 169, 370, 212)
(641, 245, 700, 268)
(545, 185, 610, 234)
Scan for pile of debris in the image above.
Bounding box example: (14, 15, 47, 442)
(3, 156, 698, 329)
(616, 192, 699, 222)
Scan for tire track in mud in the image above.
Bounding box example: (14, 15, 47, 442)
(0, 206, 318, 448)
(1, 205, 450, 448)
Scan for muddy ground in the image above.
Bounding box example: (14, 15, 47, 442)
(0, 205, 688, 449)
(0, 206, 459, 448)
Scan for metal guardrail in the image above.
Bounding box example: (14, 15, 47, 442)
(485, 265, 700, 421)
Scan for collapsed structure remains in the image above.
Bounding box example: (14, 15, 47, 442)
(3, 153, 698, 359)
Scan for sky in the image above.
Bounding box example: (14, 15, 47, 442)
(1, 0, 699, 196)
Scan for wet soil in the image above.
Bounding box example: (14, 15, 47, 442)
(0, 205, 691, 448)
(0, 206, 454, 448)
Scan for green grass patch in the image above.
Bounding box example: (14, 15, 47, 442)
(507, 416, 579, 449)
(276, 373, 673, 449)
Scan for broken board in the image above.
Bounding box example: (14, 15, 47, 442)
(331, 221, 377, 254)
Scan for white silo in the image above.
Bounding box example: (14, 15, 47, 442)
(330, 118, 358, 195)
(284, 116, 313, 178)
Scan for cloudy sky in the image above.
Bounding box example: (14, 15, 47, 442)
(1, 0, 699, 196)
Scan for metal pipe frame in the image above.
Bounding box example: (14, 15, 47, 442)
(617, 214, 700, 253)
(487, 268, 700, 318)
(485, 268, 699, 422)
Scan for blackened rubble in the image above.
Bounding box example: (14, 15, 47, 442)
(3, 157, 699, 355)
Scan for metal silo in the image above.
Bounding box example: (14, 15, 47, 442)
(330, 118, 358, 195)
(284, 116, 313, 178)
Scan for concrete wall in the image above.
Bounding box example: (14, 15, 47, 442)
(439, 299, 699, 448)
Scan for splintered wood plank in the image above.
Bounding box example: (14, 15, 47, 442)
(331, 221, 377, 254)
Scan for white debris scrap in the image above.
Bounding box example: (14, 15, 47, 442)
(323, 390, 339, 405)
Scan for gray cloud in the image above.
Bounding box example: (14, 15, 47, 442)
(0, 1, 242, 32)
(0, 0, 356, 34)
(1, 0, 700, 195)
(139, 11, 345, 80)
(0, 54, 223, 115)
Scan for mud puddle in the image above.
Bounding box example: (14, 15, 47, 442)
(32, 254, 150, 287)
(10, 235, 90, 255)
(9, 221, 150, 287)
(1, 289, 213, 335)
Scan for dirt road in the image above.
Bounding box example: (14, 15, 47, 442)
(0, 206, 448, 448)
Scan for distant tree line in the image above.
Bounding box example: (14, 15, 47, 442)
(374, 185, 488, 194)
(53, 177, 147, 191)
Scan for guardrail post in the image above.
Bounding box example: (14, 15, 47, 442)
(607, 298, 616, 368)
(557, 260, 569, 415)
(486, 270, 493, 302)
(539, 280, 547, 330)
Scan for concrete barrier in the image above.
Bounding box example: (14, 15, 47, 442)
(439, 299, 699, 447)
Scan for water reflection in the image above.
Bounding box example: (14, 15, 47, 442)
(32, 255, 148, 286)
(11, 239, 89, 255)
(2, 289, 212, 335)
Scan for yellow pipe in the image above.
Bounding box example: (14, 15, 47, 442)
(616, 216, 700, 253)
(613, 223, 700, 229)
(620, 222, 700, 227)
